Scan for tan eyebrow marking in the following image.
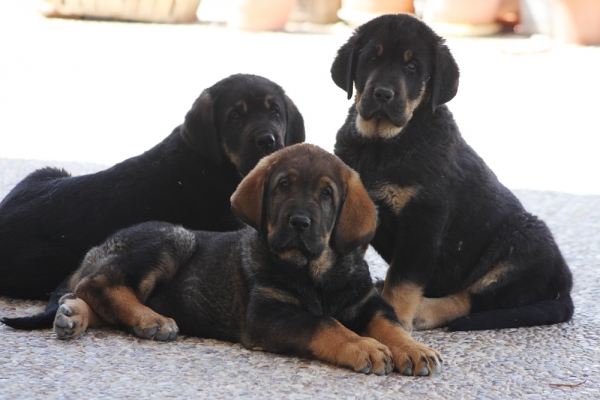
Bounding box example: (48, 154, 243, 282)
(236, 100, 247, 113)
(264, 95, 273, 110)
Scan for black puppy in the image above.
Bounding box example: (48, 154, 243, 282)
(28, 144, 441, 376)
(332, 14, 573, 331)
(0, 74, 304, 308)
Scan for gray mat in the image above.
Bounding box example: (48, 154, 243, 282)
(1, 158, 599, 399)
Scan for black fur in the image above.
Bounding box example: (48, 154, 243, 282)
(0, 74, 305, 301)
(332, 14, 573, 331)
(3, 144, 442, 376)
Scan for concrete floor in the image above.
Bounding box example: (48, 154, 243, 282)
(1, 1, 600, 398)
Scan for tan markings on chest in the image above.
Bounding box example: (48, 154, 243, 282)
(369, 184, 419, 215)
(310, 241, 333, 280)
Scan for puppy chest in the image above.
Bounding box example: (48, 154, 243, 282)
(368, 183, 420, 216)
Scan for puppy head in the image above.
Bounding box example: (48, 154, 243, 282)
(331, 14, 459, 139)
(231, 144, 376, 264)
(180, 74, 305, 176)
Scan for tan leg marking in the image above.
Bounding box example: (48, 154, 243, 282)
(137, 251, 184, 301)
(382, 283, 423, 332)
(366, 313, 442, 376)
(470, 262, 513, 294)
(412, 263, 513, 330)
(68, 270, 82, 291)
(54, 294, 106, 340)
(309, 320, 394, 375)
(413, 292, 471, 330)
(76, 285, 178, 341)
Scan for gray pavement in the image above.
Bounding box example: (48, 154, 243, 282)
(1, 0, 600, 398)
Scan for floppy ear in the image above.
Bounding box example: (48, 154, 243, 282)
(283, 94, 305, 146)
(331, 170, 377, 255)
(230, 156, 274, 234)
(180, 89, 223, 166)
(331, 33, 362, 100)
(430, 40, 460, 113)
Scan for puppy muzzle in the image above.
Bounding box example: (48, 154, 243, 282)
(269, 214, 326, 261)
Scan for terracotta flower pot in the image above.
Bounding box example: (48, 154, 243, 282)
(552, 0, 600, 45)
(228, 0, 298, 31)
(338, 0, 414, 26)
(342, 0, 414, 14)
(426, 0, 502, 25)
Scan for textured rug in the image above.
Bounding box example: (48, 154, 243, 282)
(1, 159, 599, 398)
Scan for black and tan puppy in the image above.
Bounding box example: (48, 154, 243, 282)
(18, 144, 441, 376)
(0, 74, 304, 308)
(332, 14, 573, 331)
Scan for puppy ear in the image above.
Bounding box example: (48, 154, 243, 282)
(331, 33, 362, 100)
(231, 156, 274, 233)
(180, 90, 223, 166)
(283, 94, 306, 146)
(430, 40, 460, 113)
(331, 170, 377, 255)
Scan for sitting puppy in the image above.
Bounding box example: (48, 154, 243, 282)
(0, 74, 304, 307)
(331, 14, 573, 331)
(16, 144, 441, 376)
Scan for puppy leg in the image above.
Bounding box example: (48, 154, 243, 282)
(381, 282, 423, 332)
(411, 262, 512, 330)
(366, 312, 442, 376)
(310, 320, 394, 375)
(75, 278, 178, 341)
(412, 292, 471, 330)
(244, 295, 394, 375)
(54, 293, 106, 340)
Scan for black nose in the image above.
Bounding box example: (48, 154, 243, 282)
(373, 87, 394, 103)
(289, 214, 311, 232)
(255, 133, 276, 148)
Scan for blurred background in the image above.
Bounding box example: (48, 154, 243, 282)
(0, 0, 599, 195)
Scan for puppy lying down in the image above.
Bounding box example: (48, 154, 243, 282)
(49, 144, 441, 376)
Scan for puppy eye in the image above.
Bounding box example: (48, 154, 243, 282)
(370, 56, 378, 62)
(279, 179, 290, 189)
(321, 187, 333, 199)
(271, 107, 280, 116)
(230, 112, 240, 120)
(406, 62, 416, 71)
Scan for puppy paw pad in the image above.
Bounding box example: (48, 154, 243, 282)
(132, 318, 178, 341)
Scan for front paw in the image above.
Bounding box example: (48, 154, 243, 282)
(132, 314, 178, 341)
(54, 294, 89, 340)
(390, 341, 443, 376)
(340, 337, 395, 376)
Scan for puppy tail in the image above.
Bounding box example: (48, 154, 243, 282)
(446, 294, 574, 331)
(1, 307, 57, 330)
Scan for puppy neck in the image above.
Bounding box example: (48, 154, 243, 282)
(355, 114, 404, 139)
(269, 244, 349, 285)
